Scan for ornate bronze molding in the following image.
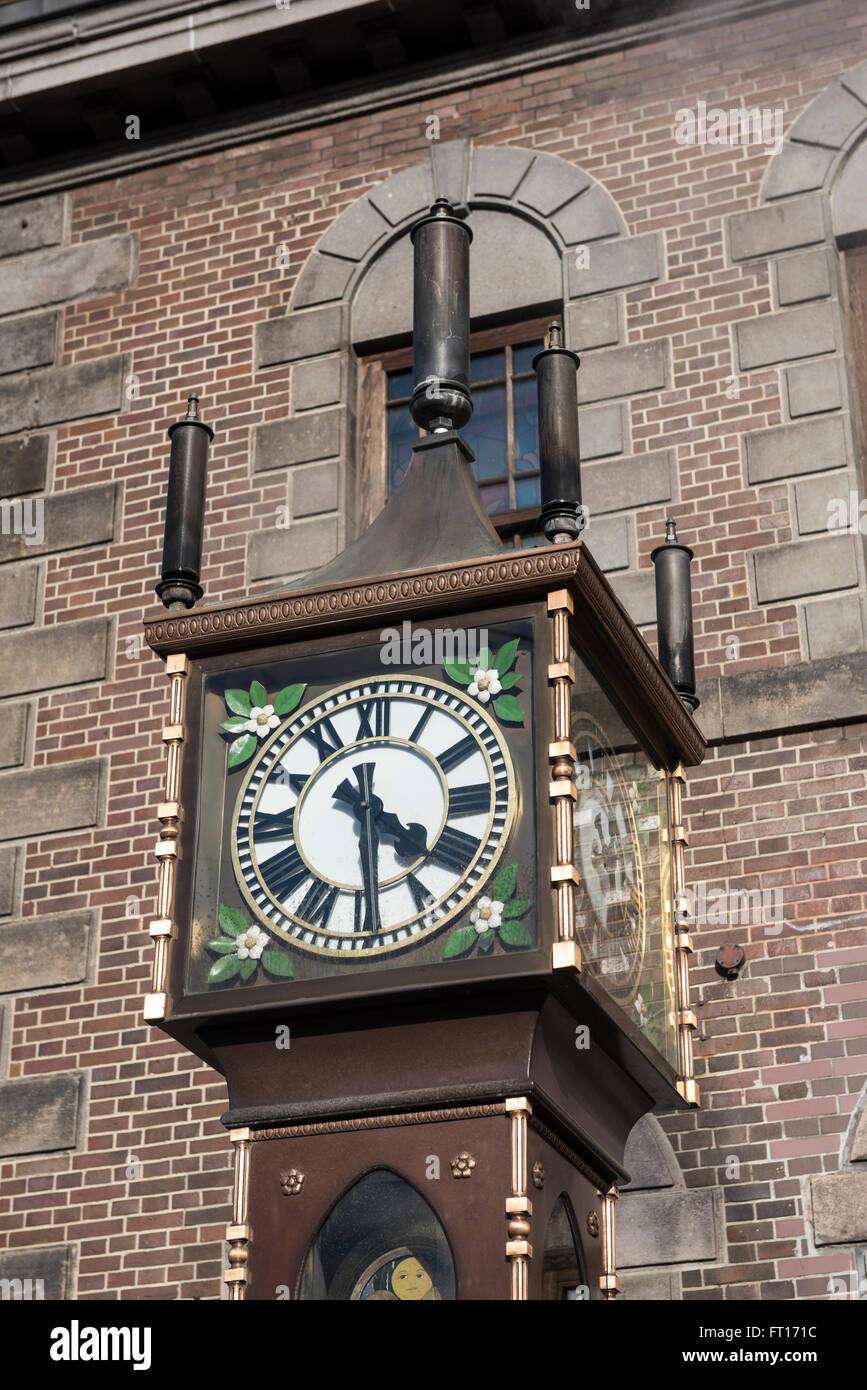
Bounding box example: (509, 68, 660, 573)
(248, 1102, 506, 1141)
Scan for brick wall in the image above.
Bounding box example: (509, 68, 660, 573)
(0, 0, 865, 1298)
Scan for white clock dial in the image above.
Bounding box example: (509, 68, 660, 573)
(231, 676, 516, 958)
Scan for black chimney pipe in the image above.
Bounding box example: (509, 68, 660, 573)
(155, 393, 213, 610)
(410, 196, 473, 433)
(533, 321, 585, 544)
(651, 517, 699, 711)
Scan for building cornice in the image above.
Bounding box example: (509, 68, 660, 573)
(0, 0, 796, 203)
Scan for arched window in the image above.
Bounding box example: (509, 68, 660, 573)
(298, 1169, 457, 1301)
(541, 1194, 587, 1301)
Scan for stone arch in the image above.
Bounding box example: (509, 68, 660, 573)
(724, 60, 867, 663)
(251, 138, 674, 611)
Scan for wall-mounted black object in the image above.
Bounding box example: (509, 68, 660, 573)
(651, 516, 699, 711)
(156, 393, 213, 610)
(715, 943, 746, 980)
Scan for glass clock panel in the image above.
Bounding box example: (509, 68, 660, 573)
(187, 621, 538, 993)
(569, 648, 679, 1070)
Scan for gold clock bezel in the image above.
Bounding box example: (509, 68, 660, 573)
(230, 674, 518, 959)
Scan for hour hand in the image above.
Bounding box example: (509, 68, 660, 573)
(377, 809, 427, 859)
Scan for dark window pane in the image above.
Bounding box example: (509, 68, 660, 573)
(515, 476, 541, 510)
(519, 527, 545, 547)
(514, 377, 540, 473)
(480, 482, 509, 514)
(387, 367, 414, 401)
(512, 340, 544, 375)
(470, 349, 505, 384)
(465, 383, 507, 481)
(388, 406, 415, 492)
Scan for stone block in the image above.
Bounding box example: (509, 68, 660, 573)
(745, 414, 851, 483)
(0, 1244, 74, 1300)
(728, 193, 825, 261)
(811, 1171, 867, 1245)
(367, 162, 433, 226)
(0, 235, 136, 316)
(617, 1190, 718, 1267)
(470, 145, 535, 200)
(735, 302, 837, 371)
(753, 535, 857, 603)
(552, 185, 625, 245)
(0, 196, 64, 259)
(255, 304, 347, 369)
(777, 248, 834, 306)
(254, 409, 345, 473)
(580, 402, 627, 459)
(430, 139, 470, 206)
(516, 152, 590, 217)
(0, 703, 28, 769)
(317, 198, 388, 262)
(841, 59, 867, 106)
(292, 461, 339, 519)
(291, 356, 345, 412)
(622, 1116, 677, 1190)
(578, 340, 669, 405)
(720, 653, 867, 739)
(789, 86, 867, 150)
(833, 140, 867, 245)
(0, 759, 105, 841)
(0, 909, 95, 993)
(0, 311, 57, 376)
(0, 847, 20, 916)
(850, 1106, 867, 1161)
(585, 514, 630, 572)
(763, 144, 834, 202)
(803, 595, 864, 660)
(0, 433, 50, 494)
(0, 616, 110, 698)
(609, 570, 657, 628)
(785, 358, 842, 418)
(564, 296, 621, 351)
(291, 252, 354, 310)
(694, 679, 723, 742)
(0, 481, 118, 564)
(0, 1073, 83, 1156)
(620, 1272, 680, 1300)
(567, 232, 661, 299)
(0, 563, 40, 628)
(794, 471, 849, 535)
(582, 449, 674, 515)
(249, 516, 339, 583)
(0, 354, 128, 437)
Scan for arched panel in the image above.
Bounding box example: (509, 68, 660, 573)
(541, 1193, 587, 1300)
(298, 1168, 457, 1301)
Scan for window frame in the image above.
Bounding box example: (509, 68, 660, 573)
(356, 315, 555, 548)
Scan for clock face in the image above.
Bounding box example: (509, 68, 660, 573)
(572, 713, 646, 1005)
(231, 675, 516, 958)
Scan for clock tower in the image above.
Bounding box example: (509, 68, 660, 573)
(144, 196, 704, 1302)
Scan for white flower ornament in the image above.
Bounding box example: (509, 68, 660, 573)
(470, 896, 504, 934)
(246, 703, 280, 739)
(236, 926, 269, 960)
(467, 667, 502, 705)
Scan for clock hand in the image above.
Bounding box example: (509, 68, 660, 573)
(352, 763, 381, 935)
(332, 767, 428, 859)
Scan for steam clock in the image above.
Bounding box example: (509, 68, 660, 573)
(144, 197, 704, 1301)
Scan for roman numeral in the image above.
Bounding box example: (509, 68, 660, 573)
(448, 783, 491, 817)
(297, 877, 338, 930)
(428, 824, 481, 873)
(252, 809, 296, 842)
(409, 704, 433, 744)
(407, 873, 433, 914)
(437, 733, 477, 774)
(356, 699, 391, 739)
(259, 837, 308, 900)
(303, 715, 343, 760)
